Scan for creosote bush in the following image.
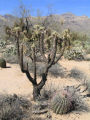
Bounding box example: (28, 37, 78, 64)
(69, 68, 85, 80)
(28, 62, 66, 78)
(0, 40, 6, 48)
(40, 83, 57, 101)
(0, 94, 44, 120)
(5, 46, 17, 56)
(64, 47, 85, 60)
(0, 94, 32, 120)
(3, 46, 18, 64)
(0, 58, 6, 68)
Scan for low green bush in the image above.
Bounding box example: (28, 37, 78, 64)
(2, 46, 18, 63)
(64, 47, 85, 60)
(0, 40, 6, 48)
(4, 46, 17, 56)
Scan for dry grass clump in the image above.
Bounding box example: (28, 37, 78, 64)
(40, 83, 57, 101)
(0, 94, 32, 120)
(69, 67, 85, 80)
(69, 68, 90, 97)
(28, 62, 66, 78)
(85, 77, 90, 96)
(49, 64, 67, 78)
(0, 94, 44, 120)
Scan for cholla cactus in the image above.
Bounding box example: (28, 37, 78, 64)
(62, 29, 71, 39)
(62, 29, 71, 49)
(5, 18, 70, 100)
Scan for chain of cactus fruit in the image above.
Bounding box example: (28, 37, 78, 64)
(0, 58, 6, 68)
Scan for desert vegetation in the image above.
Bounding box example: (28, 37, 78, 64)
(0, 3, 90, 120)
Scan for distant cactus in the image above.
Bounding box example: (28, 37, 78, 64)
(0, 58, 6, 68)
(51, 86, 85, 114)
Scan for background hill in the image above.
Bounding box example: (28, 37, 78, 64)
(0, 12, 90, 39)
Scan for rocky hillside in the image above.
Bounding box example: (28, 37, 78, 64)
(0, 14, 17, 38)
(58, 13, 90, 35)
(0, 12, 90, 38)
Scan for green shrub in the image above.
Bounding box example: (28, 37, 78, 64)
(2, 46, 18, 63)
(83, 41, 90, 54)
(4, 46, 17, 56)
(0, 58, 6, 68)
(0, 40, 6, 48)
(64, 47, 85, 60)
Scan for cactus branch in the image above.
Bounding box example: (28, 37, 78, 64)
(33, 47, 37, 83)
(20, 45, 37, 85)
(40, 32, 47, 62)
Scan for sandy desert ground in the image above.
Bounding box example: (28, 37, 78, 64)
(0, 59, 90, 120)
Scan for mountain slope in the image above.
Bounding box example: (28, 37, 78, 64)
(59, 13, 90, 35)
(0, 13, 90, 38)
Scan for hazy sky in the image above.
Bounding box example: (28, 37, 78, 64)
(0, 0, 90, 17)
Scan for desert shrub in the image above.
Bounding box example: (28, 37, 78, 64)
(86, 79, 90, 95)
(0, 94, 32, 120)
(2, 54, 18, 64)
(69, 68, 85, 80)
(84, 54, 90, 61)
(71, 40, 82, 47)
(4, 46, 17, 56)
(28, 62, 66, 78)
(0, 58, 6, 68)
(0, 94, 46, 120)
(2, 46, 18, 63)
(0, 40, 6, 48)
(84, 41, 90, 54)
(50, 86, 87, 114)
(64, 47, 85, 60)
(40, 83, 57, 101)
(49, 64, 67, 78)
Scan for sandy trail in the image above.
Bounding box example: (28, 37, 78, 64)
(0, 63, 33, 96)
(0, 60, 90, 120)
